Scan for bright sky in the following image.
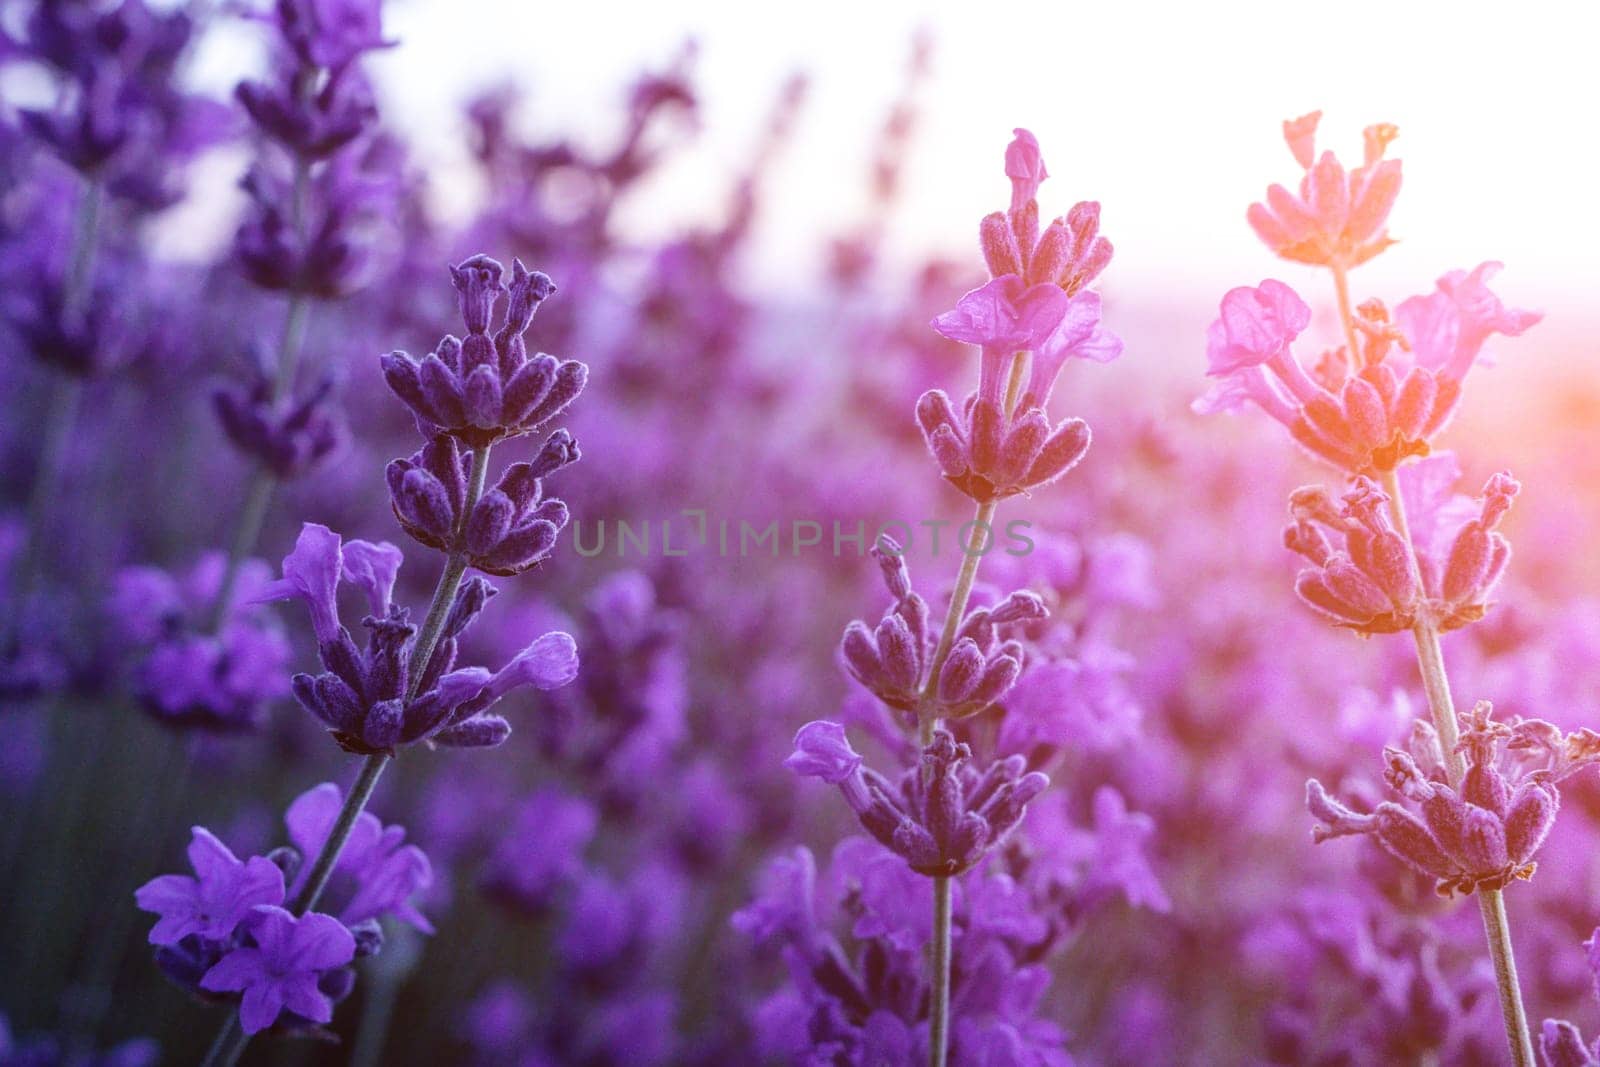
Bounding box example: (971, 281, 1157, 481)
(279, 0, 1598, 318)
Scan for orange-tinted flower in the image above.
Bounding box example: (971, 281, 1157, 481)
(1247, 111, 1402, 268)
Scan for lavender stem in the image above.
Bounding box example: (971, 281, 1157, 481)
(207, 155, 313, 631)
(920, 352, 1026, 1067)
(1380, 468, 1535, 1066)
(11, 176, 102, 622)
(197, 445, 490, 1067)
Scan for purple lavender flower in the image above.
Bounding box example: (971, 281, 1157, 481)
(0, 1012, 158, 1067)
(134, 828, 286, 946)
(212, 361, 344, 479)
(839, 535, 1041, 720)
(136, 782, 431, 1034)
(1308, 702, 1598, 896)
(198, 906, 355, 1034)
(381, 256, 588, 448)
(271, 0, 392, 71)
(260, 523, 579, 752)
(479, 786, 597, 915)
(387, 429, 577, 575)
(236, 60, 377, 160)
(283, 782, 434, 932)
(233, 150, 397, 298)
(789, 725, 1048, 877)
(917, 130, 1121, 504)
(108, 553, 292, 732)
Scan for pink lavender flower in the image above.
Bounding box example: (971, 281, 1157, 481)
(1308, 703, 1600, 896)
(983, 129, 1113, 295)
(787, 726, 1047, 877)
(919, 130, 1122, 503)
(1246, 111, 1403, 269)
(1396, 260, 1545, 384)
(134, 828, 286, 946)
(1284, 465, 1517, 634)
(1195, 272, 1539, 474)
(198, 906, 356, 1034)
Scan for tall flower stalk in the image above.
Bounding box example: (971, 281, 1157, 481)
(207, 0, 397, 622)
(784, 128, 1124, 1067)
(138, 251, 590, 1066)
(1199, 111, 1582, 1066)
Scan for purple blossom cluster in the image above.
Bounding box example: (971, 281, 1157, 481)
(135, 782, 429, 1035)
(5, 8, 1600, 1067)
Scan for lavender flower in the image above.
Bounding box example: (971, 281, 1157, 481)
(788, 725, 1047, 877)
(387, 429, 577, 575)
(381, 256, 588, 448)
(260, 523, 579, 752)
(198, 907, 356, 1034)
(839, 535, 1042, 720)
(917, 129, 1122, 504)
(135, 783, 430, 1036)
(1308, 702, 1600, 896)
(108, 554, 291, 732)
(134, 828, 286, 946)
(1285, 463, 1517, 634)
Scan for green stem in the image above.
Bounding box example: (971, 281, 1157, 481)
(1380, 469, 1533, 1065)
(920, 352, 1027, 1067)
(198, 445, 492, 1067)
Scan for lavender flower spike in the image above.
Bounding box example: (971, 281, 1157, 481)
(260, 523, 579, 753)
(381, 256, 588, 448)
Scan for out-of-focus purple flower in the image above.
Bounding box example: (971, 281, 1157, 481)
(236, 61, 377, 160)
(480, 787, 597, 915)
(134, 828, 286, 946)
(199, 906, 355, 1034)
(108, 553, 291, 732)
(15, 0, 229, 204)
(0, 1012, 159, 1067)
(212, 361, 344, 479)
(234, 149, 397, 298)
(272, 0, 392, 72)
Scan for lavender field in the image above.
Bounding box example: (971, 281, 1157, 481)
(3, 2, 1600, 1065)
